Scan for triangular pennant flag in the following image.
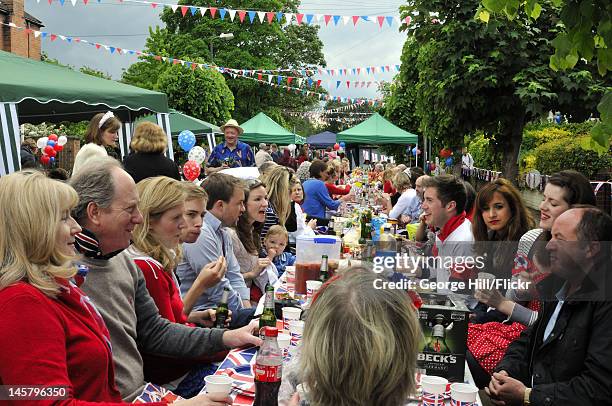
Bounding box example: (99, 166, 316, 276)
(267, 75, 273, 83)
(342, 16, 350, 25)
(298, 78, 304, 87)
(83, 0, 88, 4)
(377, 16, 385, 27)
(276, 12, 283, 23)
(333, 15, 341, 25)
(151, 2, 157, 8)
(49, 34, 57, 41)
(307, 77, 313, 86)
(189, 6, 197, 15)
(59, 0, 65, 6)
(386, 16, 394, 26)
(109, 46, 115, 54)
(59, 35, 66, 41)
(257, 11, 266, 23)
(170, 4, 179, 13)
(24, 28, 32, 35)
(395, 64, 400, 71)
(257, 73, 263, 80)
(266, 12, 274, 24)
(366, 67, 371, 74)
(352, 15, 360, 26)
(316, 80, 321, 88)
(47, 0, 52, 5)
(277, 75, 282, 85)
(70, 0, 77, 6)
(228, 9, 236, 21)
(404, 16, 412, 25)
(285, 13, 293, 24)
(116, 47, 122, 54)
(34, 30, 41, 38)
(219, 8, 227, 19)
(247, 11, 256, 23)
(209, 7, 217, 17)
(324, 15, 332, 25)
(287, 77, 294, 85)
(336, 81, 341, 89)
(357, 67, 361, 75)
(346, 81, 350, 88)
(306, 14, 314, 24)
(153, 55, 161, 61)
(180, 6, 188, 16)
(200, 7, 207, 16)
(385, 65, 390, 72)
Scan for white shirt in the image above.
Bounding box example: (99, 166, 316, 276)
(462, 153, 474, 169)
(288, 203, 316, 244)
(433, 218, 474, 292)
(389, 188, 419, 221)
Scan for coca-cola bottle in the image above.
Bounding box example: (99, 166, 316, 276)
(254, 326, 283, 406)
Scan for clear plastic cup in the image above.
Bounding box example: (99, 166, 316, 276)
(204, 375, 233, 395)
(288, 320, 305, 348)
(282, 307, 302, 331)
(277, 332, 291, 360)
(305, 280, 323, 301)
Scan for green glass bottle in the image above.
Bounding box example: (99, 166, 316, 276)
(319, 255, 329, 283)
(215, 287, 230, 328)
(259, 284, 277, 332)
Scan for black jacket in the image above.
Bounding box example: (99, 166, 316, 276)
(123, 152, 181, 184)
(20, 146, 37, 169)
(496, 266, 612, 405)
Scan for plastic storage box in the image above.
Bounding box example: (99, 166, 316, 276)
(295, 235, 341, 294)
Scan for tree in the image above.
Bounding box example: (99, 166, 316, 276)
(385, 0, 609, 181)
(122, 0, 325, 124)
(477, 0, 612, 151)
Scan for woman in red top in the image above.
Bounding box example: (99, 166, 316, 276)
(324, 162, 351, 199)
(0, 171, 177, 406)
(127, 176, 229, 395)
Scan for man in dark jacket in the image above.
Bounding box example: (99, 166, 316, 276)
(20, 138, 38, 169)
(487, 206, 612, 406)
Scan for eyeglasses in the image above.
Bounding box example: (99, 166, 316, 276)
(246, 179, 264, 189)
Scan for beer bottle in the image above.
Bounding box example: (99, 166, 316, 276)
(259, 284, 277, 332)
(254, 327, 282, 406)
(319, 255, 329, 283)
(214, 287, 230, 328)
(327, 217, 335, 236)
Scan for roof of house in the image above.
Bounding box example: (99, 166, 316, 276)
(0, 3, 44, 26)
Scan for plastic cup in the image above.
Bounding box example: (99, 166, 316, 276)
(450, 383, 478, 404)
(288, 320, 305, 348)
(282, 307, 302, 331)
(204, 375, 233, 395)
(421, 375, 447, 405)
(277, 332, 291, 360)
(305, 280, 323, 301)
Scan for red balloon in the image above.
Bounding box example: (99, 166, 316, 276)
(47, 149, 57, 158)
(48, 134, 59, 142)
(44, 145, 54, 155)
(40, 155, 50, 165)
(183, 160, 201, 181)
(439, 148, 452, 159)
(54, 144, 63, 152)
(333, 143, 340, 151)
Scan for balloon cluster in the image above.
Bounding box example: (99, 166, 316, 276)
(37, 134, 67, 165)
(439, 148, 453, 159)
(333, 142, 346, 154)
(178, 130, 202, 181)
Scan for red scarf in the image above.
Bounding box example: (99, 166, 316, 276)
(432, 212, 467, 257)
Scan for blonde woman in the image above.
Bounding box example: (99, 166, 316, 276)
(280, 269, 421, 406)
(125, 176, 228, 393)
(259, 165, 292, 241)
(0, 171, 127, 404)
(123, 121, 180, 183)
(385, 172, 420, 222)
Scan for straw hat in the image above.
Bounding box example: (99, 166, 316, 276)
(220, 119, 244, 135)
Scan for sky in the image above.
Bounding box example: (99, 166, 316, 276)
(26, 0, 407, 101)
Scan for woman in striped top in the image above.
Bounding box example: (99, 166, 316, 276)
(259, 166, 293, 243)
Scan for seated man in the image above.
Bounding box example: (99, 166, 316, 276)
(177, 173, 256, 328)
(70, 157, 260, 401)
(488, 206, 612, 405)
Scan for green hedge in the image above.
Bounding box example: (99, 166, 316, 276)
(533, 136, 612, 179)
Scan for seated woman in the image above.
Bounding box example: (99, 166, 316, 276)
(302, 159, 351, 221)
(259, 165, 292, 242)
(324, 162, 351, 199)
(467, 171, 596, 387)
(280, 268, 420, 406)
(385, 172, 420, 223)
(286, 178, 316, 249)
(126, 176, 228, 396)
(0, 171, 231, 405)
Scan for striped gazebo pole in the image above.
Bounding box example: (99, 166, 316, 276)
(156, 113, 173, 161)
(0, 103, 22, 176)
(118, 121, 133, 159)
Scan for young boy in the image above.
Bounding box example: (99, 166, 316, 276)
(263, 225, 296, 278)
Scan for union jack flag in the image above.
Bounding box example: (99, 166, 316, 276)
(133, 383, 182, 403)
(450, 400, 475, 406)
(211, 347, 258, 406)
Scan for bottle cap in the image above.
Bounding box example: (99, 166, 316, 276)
(263, 326, 278, 337)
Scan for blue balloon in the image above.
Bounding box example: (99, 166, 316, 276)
(339, 142, 346, 148)
(47, 140, 56, 147)
(445, 157, 453, 166)
(50, 156, 55, 163)
(412, 147, 418, 156)
(178, 130, 196, 152)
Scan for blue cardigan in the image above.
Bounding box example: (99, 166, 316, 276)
(302, 179, 341, 218)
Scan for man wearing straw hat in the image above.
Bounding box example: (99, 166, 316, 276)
(205, 119, 255, 175)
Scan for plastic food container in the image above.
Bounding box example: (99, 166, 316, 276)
(295, 235, 341, 294)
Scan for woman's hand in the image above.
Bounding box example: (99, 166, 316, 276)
(173, 392, 232, 406)
(307, 219, 317, 230)
(196, 257, 227, 289)
(188, 308, 232, 328)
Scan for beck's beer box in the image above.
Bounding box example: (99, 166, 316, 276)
(417, 293, 469, 382)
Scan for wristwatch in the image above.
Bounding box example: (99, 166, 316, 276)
(524, 388, 532, 405)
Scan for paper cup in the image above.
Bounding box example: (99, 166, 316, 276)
(282, 307, 302, 331)
(450, 383, 478, 405)
(288, 320, 305, 347)
(277, 332, 291, 360)
(306, 280, 323, 300)
(204, 375, 233, 395)
(421, 375, 447, 406)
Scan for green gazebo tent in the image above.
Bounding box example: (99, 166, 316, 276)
(240, 112, 306, 145)
(0, 49, 170, 175)
(140, 109, 221, 135)
(337, 113, 418, 145)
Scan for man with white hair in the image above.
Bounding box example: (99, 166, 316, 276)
(255, 142, 273, 167)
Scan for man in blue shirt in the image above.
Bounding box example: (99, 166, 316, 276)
(206, 119, 255, 175)
(177, 173, 256, 328)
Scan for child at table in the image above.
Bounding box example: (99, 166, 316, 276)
(263, 225, 296, 278)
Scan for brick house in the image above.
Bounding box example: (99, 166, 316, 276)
(0, 0, 43, 60)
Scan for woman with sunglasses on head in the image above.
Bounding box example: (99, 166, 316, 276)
(467, 171, 596, 387)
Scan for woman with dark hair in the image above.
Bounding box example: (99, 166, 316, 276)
(279, 148, 297, 170)
(302, 159, 351, 219)
(228, 179, 271, 303)
(80, 111, 122, 160)
(467, 170, 596, 387)
(462, 180, 477, 220)
(286, 178, 317, 250)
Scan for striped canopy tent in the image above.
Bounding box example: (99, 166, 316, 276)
(0, 50, 170, 176)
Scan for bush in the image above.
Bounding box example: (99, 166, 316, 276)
(467, 132, 499, 170)
(533, 136, 612, 179)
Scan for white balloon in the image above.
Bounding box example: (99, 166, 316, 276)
(36, 137, 48, 149)
(288, 144, 296, 152)
(188, 146, 206, 165)
(57, 135, 68, 146)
